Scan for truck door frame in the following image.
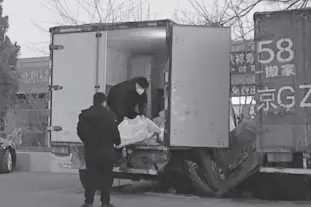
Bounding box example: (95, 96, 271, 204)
(49, 30, 108, 145)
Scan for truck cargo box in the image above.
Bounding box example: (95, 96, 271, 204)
(254, 9, 311, 152)
(49, 20, 231, 148)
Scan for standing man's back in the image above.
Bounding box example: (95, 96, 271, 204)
(77, 92, 121, 207)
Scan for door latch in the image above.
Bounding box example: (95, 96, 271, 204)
(49, 85, 63, 91)
(49, 44, 64, 50)
(47, 126, 63, 132)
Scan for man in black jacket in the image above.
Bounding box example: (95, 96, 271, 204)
(107, 77, 149, 123)
(77, 92, 121, 207)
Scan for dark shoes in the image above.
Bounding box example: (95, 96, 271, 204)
(102, 204, 115, 207)
(82, 203, 114, 207)
(81, 204, 93, 207)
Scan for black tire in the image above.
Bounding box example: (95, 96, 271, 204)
(186, 120, 260, 197)
(0, 149, 14, 173)
(167, 171, 194, 194)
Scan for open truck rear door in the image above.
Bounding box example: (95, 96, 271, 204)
(168, 25, 231, 148)
(50, 30, 107, 144)
(167, 25, 261, 196)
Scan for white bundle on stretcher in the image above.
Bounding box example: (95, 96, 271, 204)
(117, 115, 162, 148)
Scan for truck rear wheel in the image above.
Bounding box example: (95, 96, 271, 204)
(166, 170, 194, 194)
(182, 157, 218, 196)
(163, 155, 220, 196)
(164, 151, 216, 195)
(187, 119, 260, 197)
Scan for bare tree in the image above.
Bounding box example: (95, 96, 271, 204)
(5, 58, 50, 148)
(45, 0, 155, 25)
(175, 0, 309, 40)
(30, 0, 155, 55)
(5, 91, 49, 148)
(21, 92, 49, 148)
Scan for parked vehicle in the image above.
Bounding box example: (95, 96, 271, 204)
(0, 137, 16, 173)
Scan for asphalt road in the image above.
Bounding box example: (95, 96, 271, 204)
(0, 172, 310, 207)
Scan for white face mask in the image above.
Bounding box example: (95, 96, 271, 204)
(102, 101, 107, 107)
(136, 88, 145, 95)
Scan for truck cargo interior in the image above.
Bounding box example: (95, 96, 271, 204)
(106, 27, 168, 144)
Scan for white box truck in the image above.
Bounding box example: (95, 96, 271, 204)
(48, 20, 259, 196)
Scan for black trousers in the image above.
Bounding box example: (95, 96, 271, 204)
(84, 158, 114, 204)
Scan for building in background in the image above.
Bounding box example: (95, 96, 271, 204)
(5, 57, 50, 151)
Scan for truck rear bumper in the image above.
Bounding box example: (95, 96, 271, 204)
(260, 167, 311, 175)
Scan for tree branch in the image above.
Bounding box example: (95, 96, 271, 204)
(46, 0, 152, 25)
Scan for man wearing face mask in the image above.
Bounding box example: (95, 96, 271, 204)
(77, 92, 121, 207)
(107, 77, 149, 123)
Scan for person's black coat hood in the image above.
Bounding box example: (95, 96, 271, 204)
(93, 92, 107, 106)
(80, 105, 111, 126)
(77, 105, 121, 148)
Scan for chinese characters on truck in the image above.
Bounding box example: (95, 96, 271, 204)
(258, 38, 295, 78)
(257, 38, 311, 112)
(231, 51, 256, 96)
(257, 85, 311, 111)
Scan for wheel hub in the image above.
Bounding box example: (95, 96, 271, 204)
(7, 151, 12, 171)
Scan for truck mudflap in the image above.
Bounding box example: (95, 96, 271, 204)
(186, 119, 261, 196)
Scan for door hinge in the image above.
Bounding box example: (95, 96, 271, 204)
(49, 85, 63, 91)
(94, 85, 100, 89)
(96, 32, 102, 38)
(49, 44, 64, 50)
